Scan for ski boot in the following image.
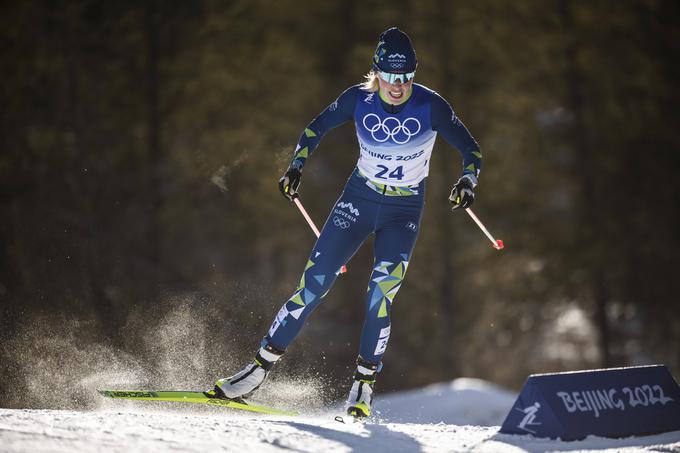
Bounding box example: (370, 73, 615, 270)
(211, 343, 283, 400)
(346, 358, 379, 418)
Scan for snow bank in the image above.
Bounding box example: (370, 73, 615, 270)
(376, 377, 517, 425)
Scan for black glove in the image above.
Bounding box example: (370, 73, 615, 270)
(278, 165, 302, 201)
(449, 176, 475, 211)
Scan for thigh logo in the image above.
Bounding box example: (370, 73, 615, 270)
(336, 202, 360, 216)
(405, 221, 418, 232)
(333, 216, 350, 229)
(334, 201, 359, 223)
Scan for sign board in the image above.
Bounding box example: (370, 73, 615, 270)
(500, 365, 680, 440)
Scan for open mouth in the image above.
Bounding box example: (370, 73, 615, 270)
(389, 91, 403, 99)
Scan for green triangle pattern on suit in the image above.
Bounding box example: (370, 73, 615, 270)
(295, 146, 309, 159)
(377, 300, 388, 317)
(368, 259, 409, 318)
(290, 290, 305, 306)
(295, 259, 316, 292)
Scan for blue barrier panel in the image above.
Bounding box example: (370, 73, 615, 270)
(500, 365, 680, 440)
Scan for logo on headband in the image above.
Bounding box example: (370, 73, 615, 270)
(386, 52, 407, 70)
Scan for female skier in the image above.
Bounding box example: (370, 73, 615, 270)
(213, 27, 482, 418)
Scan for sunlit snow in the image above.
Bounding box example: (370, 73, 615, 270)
(1, 378, 679, 452)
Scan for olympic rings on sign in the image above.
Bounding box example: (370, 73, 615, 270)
(362, 114, 421, 144)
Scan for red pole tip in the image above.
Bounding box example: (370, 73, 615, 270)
(341, 265, 348, 274)
(495, 239, 505, 250)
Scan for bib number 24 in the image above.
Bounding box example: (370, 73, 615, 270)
(375, 165, 404, 181)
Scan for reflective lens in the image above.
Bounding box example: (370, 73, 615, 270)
(378, 71, 415, 84)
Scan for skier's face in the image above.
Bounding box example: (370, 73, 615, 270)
(378, 76, 413, 105)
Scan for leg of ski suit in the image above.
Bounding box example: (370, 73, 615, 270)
(358, 203, 421, 364)
(264, 170, 424, 366)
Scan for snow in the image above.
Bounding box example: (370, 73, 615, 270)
(375, 377, 517, 425)
(1, 378, 679, 452)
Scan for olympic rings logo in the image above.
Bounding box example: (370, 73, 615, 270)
(362, 113, 421, 144)
(333, 216, 350, 229)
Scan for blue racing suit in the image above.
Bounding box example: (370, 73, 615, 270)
(264, 84, 481, 366)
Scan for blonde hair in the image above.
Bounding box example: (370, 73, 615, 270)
(360, 70, 380, 92)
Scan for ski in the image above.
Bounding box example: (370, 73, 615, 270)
(97, 389, 298, 416)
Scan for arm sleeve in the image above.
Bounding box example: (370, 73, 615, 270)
(290, 86, 358, 169)
(431, 92, 482, 184)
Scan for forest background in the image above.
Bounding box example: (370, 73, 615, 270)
(1, 0, 679, 408)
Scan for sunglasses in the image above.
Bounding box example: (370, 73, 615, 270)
(378, 71, 416, 84)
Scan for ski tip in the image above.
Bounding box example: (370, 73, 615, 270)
(494, 239, 504, 250)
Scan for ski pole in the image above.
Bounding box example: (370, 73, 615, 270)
(465, 208, 504, 250)
(293, 197, 348, 273)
